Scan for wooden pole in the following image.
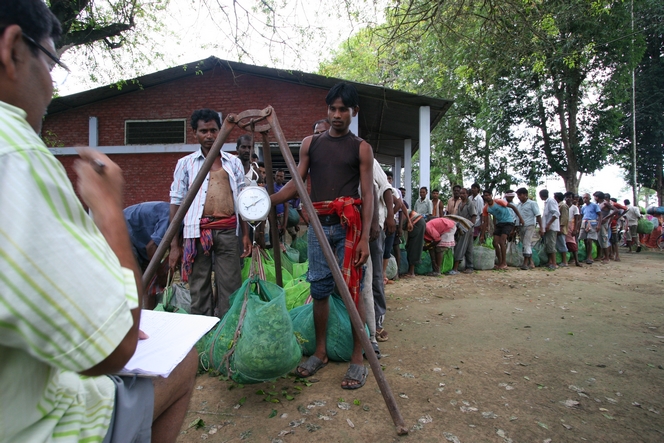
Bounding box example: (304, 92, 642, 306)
(264, 107, 409, 435)
(260, 131, 283, 286)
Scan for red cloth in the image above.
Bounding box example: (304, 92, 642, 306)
(424, 217, 456, 243)
(313, 197, 363, 308)
(181, 215, 237, 282)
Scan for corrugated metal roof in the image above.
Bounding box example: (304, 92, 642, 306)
(48, 56, 454, 157)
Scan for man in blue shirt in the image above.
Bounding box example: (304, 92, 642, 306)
(480, 190, 524, 270)
(579, 193, 602, 264)
(124, 201, 171, 269)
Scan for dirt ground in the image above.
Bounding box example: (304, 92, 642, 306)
(177, 249, 664, 443)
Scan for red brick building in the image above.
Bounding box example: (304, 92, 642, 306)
(44, 57, 452, 207)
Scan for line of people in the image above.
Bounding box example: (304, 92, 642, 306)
(396, 185, 646, 277)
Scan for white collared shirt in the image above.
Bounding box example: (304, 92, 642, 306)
(170, 149, 246, 238)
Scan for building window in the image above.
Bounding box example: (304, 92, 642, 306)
(125, 119, 186, 145)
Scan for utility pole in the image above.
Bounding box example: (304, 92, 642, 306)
(631, 0, 638, 205)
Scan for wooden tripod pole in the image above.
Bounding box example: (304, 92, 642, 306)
(260, 131, 283, 286)
(141, 116, 237, 297)
(263, 107, 409, 435)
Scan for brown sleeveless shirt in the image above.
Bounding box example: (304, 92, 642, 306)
(309, 131, 362, 202)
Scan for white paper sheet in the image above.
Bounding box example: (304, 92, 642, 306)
(118, 310, 219, 378)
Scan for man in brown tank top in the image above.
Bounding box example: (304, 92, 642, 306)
(169, 109, 251, 318)
(272, 83, 374, 389)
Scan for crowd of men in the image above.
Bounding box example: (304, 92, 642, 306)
(1, 2, 658, 441)
(402, 185, 645, 275)
(1, 8, 392, 435)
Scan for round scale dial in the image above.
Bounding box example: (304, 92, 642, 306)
(237, 185, 271, 222)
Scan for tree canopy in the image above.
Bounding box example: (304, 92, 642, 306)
(321, 0, 656, 195)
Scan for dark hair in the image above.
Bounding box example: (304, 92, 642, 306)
(251, 153, 259, 159)
(610, 197, 617, 203)
(604, 192, 611, 199)
(482, 189, 492, 195)
(624, 199, 631, 205)
(505, 189, 514, 194)
(564, 191, 574, 198)
(420, 186, 428, 191)
(593, 191, 604, 199)
(191, 109, 221, 131)
(471, 183, 481, 190)
(385, 170, 393, 178)
(0, 1, 62, 56)
(236, 134, 252, 148)
(516, 187, 529, 195)
(325, 82, 360, 108)
(432, 189, 439, 193)
(275, 169, 285, 175)
(539, 189, 549, 198)
(312, 118, 330, 132)
(257, 162, 265, 168)
(452, 185, 462, 190)
(554, 192, 564, 201)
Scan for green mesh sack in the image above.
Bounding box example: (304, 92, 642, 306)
(473, 238, 496, 270)
(555, 252, 571, 264)
(385, 255, 398, 280)
(399, 249, 409, 275)
(506, 241, 523, 267)
(578, 241, 587, 262)
(284, 245, 300, 264)
(200, 277, 301, 383)
(292, 261, 308, 279)
(293, 236, 308, 263)
(284, 277, 310, 311)
(241, 256, 252, 281)
(441, 248, 454, 273)
(289, 293, 369, 362)
(534, 240, 547, 266)
(637, 218, 654, 234)
(277, 249, 294, 276)
(415, 251, 433, 275)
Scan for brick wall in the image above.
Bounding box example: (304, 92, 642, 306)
(43, 65, 329, 206)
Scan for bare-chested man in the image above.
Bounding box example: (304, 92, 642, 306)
(169, 109, 251, 317)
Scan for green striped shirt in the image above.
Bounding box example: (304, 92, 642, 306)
(0, 101, 137, 442)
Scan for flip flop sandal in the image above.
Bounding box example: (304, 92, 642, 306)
(341, 364, 368, 390)
(371, 341, 382, 359)
(295, 355, 327, 378)
(376, 328, 389, 342)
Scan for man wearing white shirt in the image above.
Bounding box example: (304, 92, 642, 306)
(470, 183, 485, 238)
(414, 186, 433, 218)
(623, 199, 642, 252)
(540, 189, 560, 269)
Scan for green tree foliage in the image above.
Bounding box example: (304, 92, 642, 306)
(49, 0, 170, 84)
(322, 0, 646, 194)
(615, 0, 664, 205)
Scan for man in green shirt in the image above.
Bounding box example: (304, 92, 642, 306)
(0, 2, 196, 442)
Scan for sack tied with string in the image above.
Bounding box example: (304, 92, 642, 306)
(198, 277, 301, 383)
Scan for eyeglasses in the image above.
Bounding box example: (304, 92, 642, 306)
(21, 33, 70, 72)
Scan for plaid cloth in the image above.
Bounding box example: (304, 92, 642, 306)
(313, 197, 363, 308)
(181, 215, 237, 282)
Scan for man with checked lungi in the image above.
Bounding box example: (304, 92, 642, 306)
(271, 82, 374, 390)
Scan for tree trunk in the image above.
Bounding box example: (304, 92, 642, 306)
(561, 171, 582, 195)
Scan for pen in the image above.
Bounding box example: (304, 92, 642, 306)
(93, 159, 106, 173)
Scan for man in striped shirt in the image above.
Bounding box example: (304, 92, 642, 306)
(169, 109, 251, 318)
(0, 2, 196, 441)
